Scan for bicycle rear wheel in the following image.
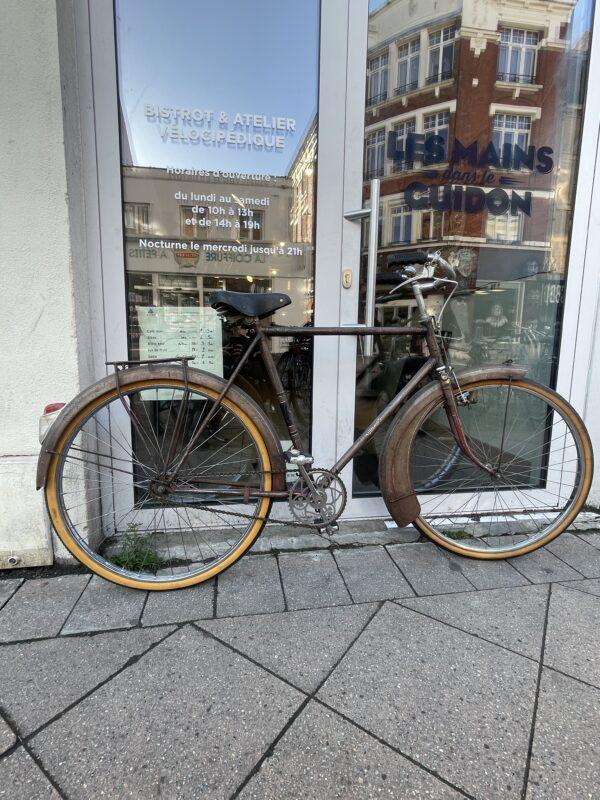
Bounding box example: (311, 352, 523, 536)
(45, 377, 274, 589)
(408, 378, 593, 557)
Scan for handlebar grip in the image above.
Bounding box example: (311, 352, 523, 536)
(375, 271, 405, 284)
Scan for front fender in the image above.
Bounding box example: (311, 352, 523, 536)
(36, 365, 286, 491)
(378, 364, 528, 528)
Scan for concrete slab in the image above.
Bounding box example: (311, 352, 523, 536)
(544, 584, 600, 687)
(29, 626, 303, 799)
(278, 551, 352, 610)
(0, 626, 173, 735)
(331, 527, 420, 547)
(239, 701, 463, 799)
(527, 669, 600, 800)
(0, 748, 60, 799)
(509, 549, 582, 584)
(559, 577, 600, 597)
(544, 533, 600, 578)
(574, 531, 600, 550)
(216, 555, 284, 617)
(386, 543, 473, 596)
(142, 582, 213, 626)
(449, 556, 530, 590)
(201, 603, 377, 693)
(399, 584, 549, 660)
(0, 575, 89, 642)
(61, 575, 146, 634)
(0, 579, 23, 611)
(333, 546, 414, 602)
(0, 714, 15, 757)
(319, 602, 537, 799)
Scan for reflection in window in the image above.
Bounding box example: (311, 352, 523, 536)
(420, 209, 444, 241)
(365, 129, 386, 179)
(367, 52, 389, 105)
(124, 202, 150, 235)
(180, 205, 207, 240)
(498, 28, 539, 83)
(427, 26, 455, 84)
(238, 209, 264, 241)
(397, 38, 420, 93)
(492, 112, 532, 152)
(390, 204, 413, 244)
(424, 110, 450, 154)
(486, 210, 524, 242)
(391, 119, 415, 172)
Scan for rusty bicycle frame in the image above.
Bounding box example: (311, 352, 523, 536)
(164, 316, 495, 501)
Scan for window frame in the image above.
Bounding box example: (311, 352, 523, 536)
(396, 37, 420, 94)
(497, 27, 540, 84)
(366, 51, 389, 106)
(427, 25, 456, 85)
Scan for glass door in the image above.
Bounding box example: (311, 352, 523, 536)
(338, 0, 596, 520)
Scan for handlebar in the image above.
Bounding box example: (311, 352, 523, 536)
(381, 250, 456, 285)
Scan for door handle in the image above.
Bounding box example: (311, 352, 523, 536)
(344, 178, 380, 356)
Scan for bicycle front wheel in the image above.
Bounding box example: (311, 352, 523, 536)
(408, 378, 593, 558)
(45, 376, 274, 589)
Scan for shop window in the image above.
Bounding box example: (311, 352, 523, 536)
(424, 110, 450, 154)
(124, 202, 150, 235)
(497, 28, 539, 84)
(365, 129, 386, 179)
(180, 205, 208, 240)
(396, 38, 420, 94)
(419, 210, 444, 241)
(367, 52, 389, 106)
(485, 210, 524, 242)
(390, 204, 413, 244)
(427, 26, 455, 84)
(492, 112, 532, 152)
(238, 209, 264, 241)
(391, 119, 416, 172)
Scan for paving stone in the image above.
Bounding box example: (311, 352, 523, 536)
(201, 603, 377, 692)
(216, 555, 284, 617)
(509, 548, 582, 584)
(0, 626, 173, 735)
(560, 577, 600, 597)
(61, 575, 146, 634)
(278, 551, 352, 610)
(399, 584, 549, 660)
(30, 626, 303, 799)
(0, 579, 23, 611)
(239, 701, 463, 799)
(574, 531, 600, 550)
(252, 529, 329, 553)
(543, 584, 600, 687)
(0, 748, 60, 799)
(527, 669, 600, 800)
(0, 714, 16, 756)
(544, 533, 600, 578)
(142, 582, 213, 626)
(449, 556, 529, 590)
(386, 542, 473, 596)
(318, 602, 538, 799)
(331, 527, 420, 547)
(333, 546, 413, 602)
(0, 575, 90, 642)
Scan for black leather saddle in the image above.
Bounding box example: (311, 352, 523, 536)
(210, 290, 291, 319)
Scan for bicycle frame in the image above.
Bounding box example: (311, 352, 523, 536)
(168, 315, 494, 496)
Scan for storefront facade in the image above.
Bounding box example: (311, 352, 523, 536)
(2, 0, 600, 565)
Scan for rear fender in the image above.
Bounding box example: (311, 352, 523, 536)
(378, 364, 528, 527)
(36, 365, 286, 492)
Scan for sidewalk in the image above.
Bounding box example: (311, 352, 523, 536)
(1, 526, 600, 798)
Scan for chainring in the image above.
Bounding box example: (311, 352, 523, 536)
(288, 468, 347, 528)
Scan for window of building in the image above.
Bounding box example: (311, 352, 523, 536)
(497, 28, 539, 84)
(365, 129, 386, 179)
(391, 119, 416, 172)
(424, 110, 450, 154)
(367, 52, 389, 105)
(485, 210, 524, 242)
(427, 26, 455, 84)
(390, 204, 413, 244)
(238, 209, 264, 241)
(180, 205, 208, 239)
(492, 113, 532, 152)
(396, 38, 420, 94)
(419, 210, 444, 241)
(124, 202, 150, 235)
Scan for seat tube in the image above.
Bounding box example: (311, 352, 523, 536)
(258, 331, 304, 451)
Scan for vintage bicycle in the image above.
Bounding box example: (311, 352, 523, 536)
(37, 251, 593, 589)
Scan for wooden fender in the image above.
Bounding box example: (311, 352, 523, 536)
(36, 365, 286, 492)
(378, 364, 529, 528)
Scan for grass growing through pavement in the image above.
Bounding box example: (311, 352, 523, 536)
(110, 523, 167, 572)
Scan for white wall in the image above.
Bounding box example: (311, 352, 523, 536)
(0, 0, 82, 566)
